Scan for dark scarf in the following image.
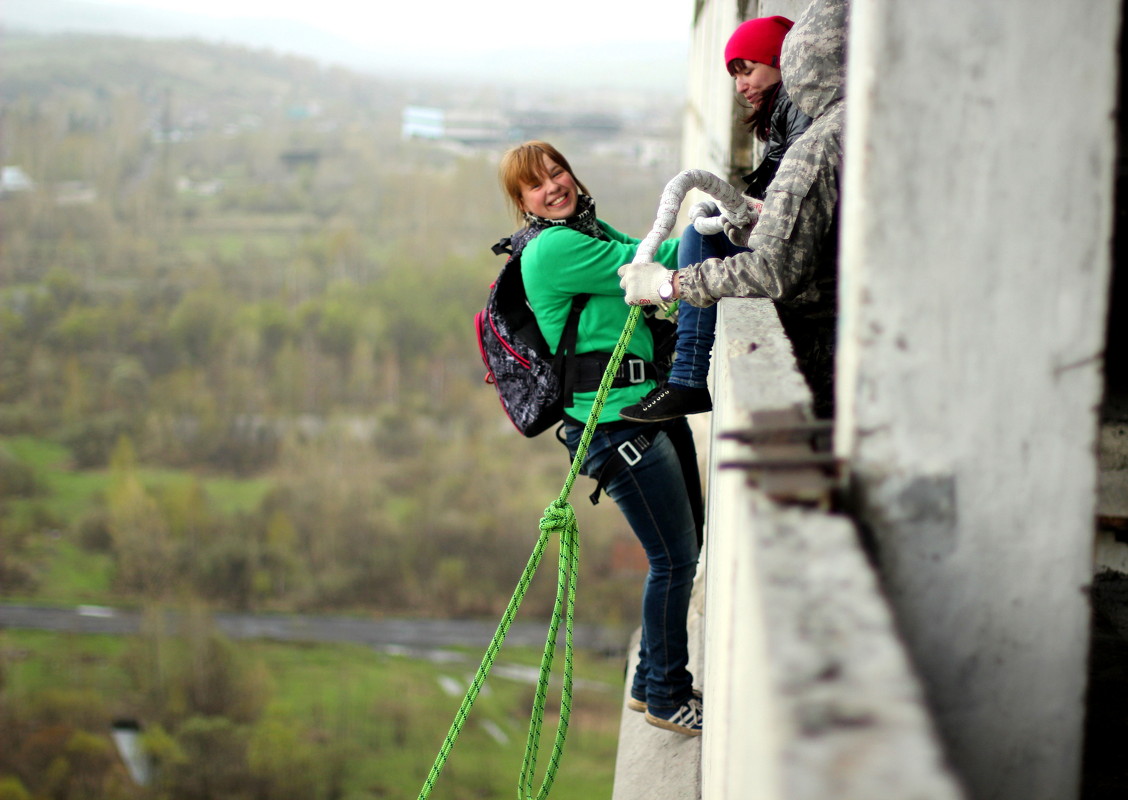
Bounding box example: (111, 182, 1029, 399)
(521, 194, 607, 243)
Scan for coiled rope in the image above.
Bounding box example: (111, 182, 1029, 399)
(416, 168, 737, 800)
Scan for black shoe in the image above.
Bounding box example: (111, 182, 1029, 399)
(619, 383, 712, 423)
(644, 694, 703, 736)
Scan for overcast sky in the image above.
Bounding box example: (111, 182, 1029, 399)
(72, 0, 695, 52)
(10, 0, 695, 91)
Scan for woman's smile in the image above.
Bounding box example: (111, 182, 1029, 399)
(546, 192, 571, 210)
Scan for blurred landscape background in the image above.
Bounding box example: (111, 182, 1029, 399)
(0, 2, 689, 796)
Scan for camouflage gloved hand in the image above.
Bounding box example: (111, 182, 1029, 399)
(618, 261, 670, 306)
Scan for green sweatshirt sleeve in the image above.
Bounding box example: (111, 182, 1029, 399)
(520, 219, 680, 422)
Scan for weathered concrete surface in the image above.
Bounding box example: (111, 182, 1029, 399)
(837, 1, 1118, 798)
(751, 502, 964, 800)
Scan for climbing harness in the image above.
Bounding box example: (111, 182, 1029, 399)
(417, 168, 744, 800)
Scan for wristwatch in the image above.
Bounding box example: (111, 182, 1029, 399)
(658, 277, 675, 302)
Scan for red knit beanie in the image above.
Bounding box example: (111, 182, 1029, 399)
(724, 16, 794, 69)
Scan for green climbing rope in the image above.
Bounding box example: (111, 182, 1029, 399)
(416, 305, 643, 800)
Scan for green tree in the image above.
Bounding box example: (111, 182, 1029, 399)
(106, 436, 175, 595)
(167, 291, 235, 367)
(0, 776, 31, 800)
(246, 717, 322, 800)
(157, 716, 249, 800)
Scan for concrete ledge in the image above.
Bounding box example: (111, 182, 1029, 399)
(706, 298, 963, 799)
(612, 297, 962, 799)
(753, 502, 965, 799)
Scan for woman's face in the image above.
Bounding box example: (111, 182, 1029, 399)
(518, 154, 579, 220)
(733, 59, 782, 109)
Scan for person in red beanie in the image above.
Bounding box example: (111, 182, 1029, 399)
(726, 15, 813, 197)
(621, 0, 848, 420)
(619, 15, 812, 424)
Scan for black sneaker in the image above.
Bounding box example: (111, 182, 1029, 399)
(645, 694, 703, 736)
(619, 383, 712, 423)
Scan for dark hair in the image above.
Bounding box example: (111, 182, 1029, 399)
(727, 59, 782, 143)
(499, 140, 591, 222)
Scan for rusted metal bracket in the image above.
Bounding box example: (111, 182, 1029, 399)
(720, 420, 834, 448)
(718, 416, 842, 507)
(1098, 514, 1128, 545)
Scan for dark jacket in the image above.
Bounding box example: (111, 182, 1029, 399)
(741, 83, 813, 200)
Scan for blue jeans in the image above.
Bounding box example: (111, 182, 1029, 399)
(562, 418, 701, 711)
(669, 224, 751, 389)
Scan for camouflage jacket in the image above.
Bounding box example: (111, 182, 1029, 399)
(678, 0, 848, 317)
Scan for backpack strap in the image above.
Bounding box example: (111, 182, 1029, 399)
(554, 293, 592, 410)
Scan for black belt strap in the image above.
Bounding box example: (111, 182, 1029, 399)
(573, 353, 661, 393)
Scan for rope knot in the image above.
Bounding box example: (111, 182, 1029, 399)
(539, 500, 576, 534)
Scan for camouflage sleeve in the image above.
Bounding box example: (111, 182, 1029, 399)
(677, 108, 843, 307)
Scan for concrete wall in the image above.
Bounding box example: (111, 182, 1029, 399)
(681, 0, 741, 185)
(698, 299, 963, 800)
(836, 2, 1120, 799)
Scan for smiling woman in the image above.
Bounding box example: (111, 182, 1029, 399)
(494, 140, 706, 737)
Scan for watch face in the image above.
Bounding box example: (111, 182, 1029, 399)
(659, 279, 673, 301)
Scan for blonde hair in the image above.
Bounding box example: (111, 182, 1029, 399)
(498, 140, 590, 222)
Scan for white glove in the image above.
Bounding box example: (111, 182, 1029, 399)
(689, 200, 723, 235)
(617, 261, 670, 306)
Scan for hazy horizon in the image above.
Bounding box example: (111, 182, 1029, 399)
(3, 0, 692, 95)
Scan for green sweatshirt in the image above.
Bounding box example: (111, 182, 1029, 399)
(521, 219, 680, 423)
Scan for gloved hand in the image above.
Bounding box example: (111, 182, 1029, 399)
(722, 217, 751, 247)
(618, 261, 670, 306)
(689, 200, 723, 235)
(720, 197, 764, 247)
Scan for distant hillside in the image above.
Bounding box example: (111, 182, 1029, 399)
(0, 30, 402, 116)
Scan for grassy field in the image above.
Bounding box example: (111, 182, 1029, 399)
(4, 435, 273, 518)
(0, 434, 628, 797)
(3, 434, 273, 606)
(1, 627, 625, 799)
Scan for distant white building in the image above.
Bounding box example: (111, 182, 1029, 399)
(1, 166, 34, 195)
(402, 105, 444, 140)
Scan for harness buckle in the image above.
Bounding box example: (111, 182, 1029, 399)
(617, 440, 643, 467)
(627, 359, 646, 384)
